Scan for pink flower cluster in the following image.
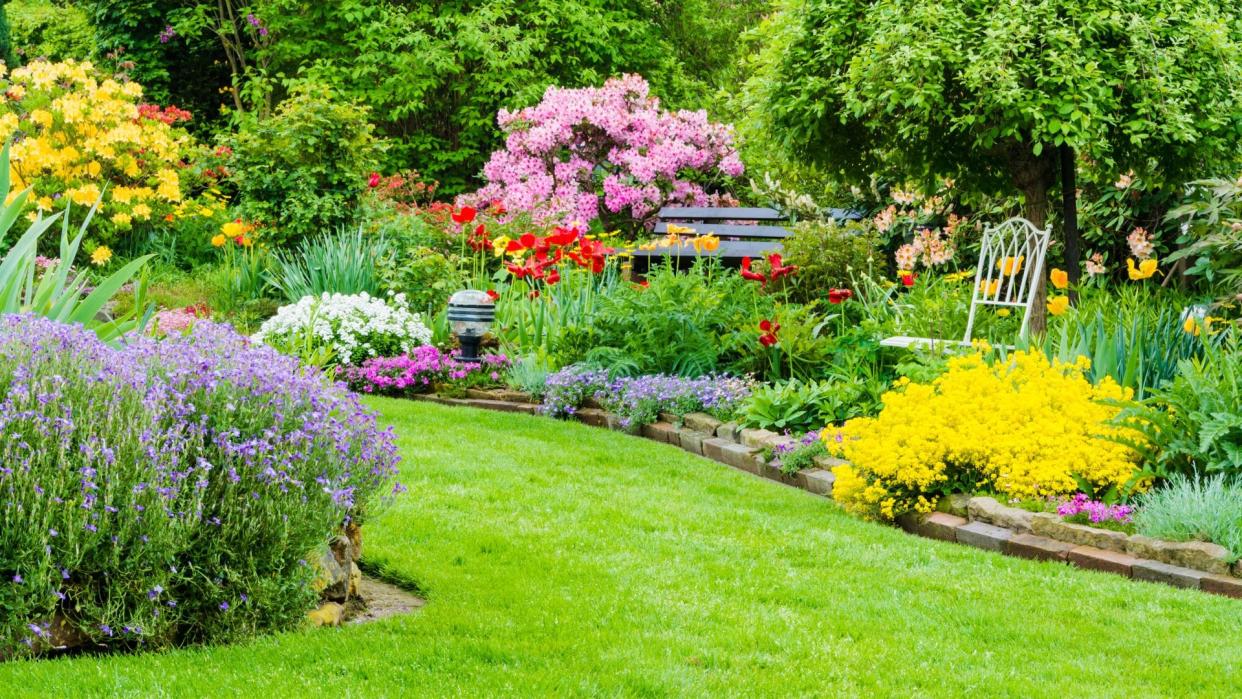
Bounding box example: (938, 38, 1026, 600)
(470, 74, 744, 229)
(1057, 493, 1134, 524)
(153, 303, 210, 336)
(894, 228, 955, 270)
(337, 346, 509, 395)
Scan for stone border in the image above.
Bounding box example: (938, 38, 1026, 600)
(410, 390, 1242, 601)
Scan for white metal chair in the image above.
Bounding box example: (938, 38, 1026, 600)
(881, 217, 1052, 350)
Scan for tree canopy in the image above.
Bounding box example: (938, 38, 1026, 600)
(763, 0, 1242, 221)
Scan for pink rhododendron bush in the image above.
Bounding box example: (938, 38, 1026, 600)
(471, 74, 744, 231)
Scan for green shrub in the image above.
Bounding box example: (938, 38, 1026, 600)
(227, 81, 384, 246)
(778, 218, 877, 303)
(269, 228, 387, 303)
(1124, 338, 1242, 479)
(1133, 474, 1242, 561)
(9, 0, 94, 62)
(740, 378, 872, 434)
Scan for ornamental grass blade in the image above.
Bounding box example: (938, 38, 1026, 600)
(68, 255, 153, 327)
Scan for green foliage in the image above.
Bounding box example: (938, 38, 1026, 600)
(269, 228, 387, 303)
(740, 378, 870, 433)
(580, 260, 771, 377)
(0, 145, 152, 341)
(762, 0, 1242, 213)
(1167, 176, 1242, 299)
(247, 0, 696, 192)
(1133, 473, 1242, 561)
(505, 355, 551, 400)
(9, 0, 94, 62)
(226, 81, 384, 246)
(1032, 290, 1217, 399)
(1124, 338, 1242, 480)
(780, 219, 877, 303)
(84, 0, 232, 124)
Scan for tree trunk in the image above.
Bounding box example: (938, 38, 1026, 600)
(1015, 162, 1052, 335)
(1060, 144, 1081, 290)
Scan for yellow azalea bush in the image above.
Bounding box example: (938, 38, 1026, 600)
(0, 59, 224, 248)
(824, 350, 1146, 520)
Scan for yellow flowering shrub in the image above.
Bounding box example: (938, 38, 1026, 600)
(824, 350, 1146, 520)
(0, 59, 222, 247)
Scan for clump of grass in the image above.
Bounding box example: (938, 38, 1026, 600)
(1132, 474, 1242, 562)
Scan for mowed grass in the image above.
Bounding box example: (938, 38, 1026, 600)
(5, 398, 1242, 697)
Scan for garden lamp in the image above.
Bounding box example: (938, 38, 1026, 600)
(446, 289, 495, 363)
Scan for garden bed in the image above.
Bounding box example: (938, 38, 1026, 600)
(411, 389, 1242, 601)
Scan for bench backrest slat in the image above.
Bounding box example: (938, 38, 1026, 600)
(652, 222, 792, 239)
(657, 206, 784, 222)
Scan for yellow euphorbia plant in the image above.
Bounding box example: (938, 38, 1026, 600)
(825, 350, 1147, 521)
(0, 59, 224, 248)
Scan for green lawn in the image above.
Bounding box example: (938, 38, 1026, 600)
(5, 399, 1242, 697)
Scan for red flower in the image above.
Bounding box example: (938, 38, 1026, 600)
(567, 237, 613, 274)
(518, 232, 537, 249)
(367, 172, 381, 188)
(451, 206, 477, 225)
(545, 268, 561, 285)
(486, 289, 500, 301)
(547, 227, 580, 247)
(758, 319, 780, 346)
(767, 253, 799, 280)
(901, 273, 916, 288)
(467, 223, 491, 252)
(740, 257, 767, 285)
(489, 199, 506, 215)
(827, 288, 853, 304)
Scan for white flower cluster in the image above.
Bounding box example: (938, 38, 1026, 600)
(253, 292, 432, 365)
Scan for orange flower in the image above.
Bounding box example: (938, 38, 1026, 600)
(1050, 268, 1069, 290)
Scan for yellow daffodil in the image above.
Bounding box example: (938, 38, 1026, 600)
(1127, 257, 1159, 281)
(1047, 295, 1071, 316)
(1050, 268, 1069, 290)
(997, 255, 1025, 276)
(90, 245, 112, 266)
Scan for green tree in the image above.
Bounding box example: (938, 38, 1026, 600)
(0, 1, 14, 67)
(762, 0, 1242, 328)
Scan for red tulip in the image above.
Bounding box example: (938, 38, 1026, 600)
(518, 232, 537, 249)
(767, 253, 799, 280)
(545, 268, 561, 285)
(547, 227, 580, 247)
(828, 288, 853, 304)
(758, 318, 780, 346)
(901, 273, 916, 288)
(451, 206, 477, 225)
(740, 257, 767, 285)
(367, 172, 381, 188)
(486, 289, 499, 301)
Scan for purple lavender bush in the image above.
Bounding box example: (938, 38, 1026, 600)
(0, 315, 400, 656)
(541, 367, 753, 431)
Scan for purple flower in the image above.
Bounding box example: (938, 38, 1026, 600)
(158, 25, 177, 43)
(219, 601, 229, 611)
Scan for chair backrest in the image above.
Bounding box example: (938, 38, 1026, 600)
(962, 217, 1052, 343)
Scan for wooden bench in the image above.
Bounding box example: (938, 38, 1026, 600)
(629, 206, 862, 272)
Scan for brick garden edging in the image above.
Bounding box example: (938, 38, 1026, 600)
(410, 389, 1242, 601)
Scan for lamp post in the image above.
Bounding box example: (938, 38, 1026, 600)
(446, 289, 495, 363)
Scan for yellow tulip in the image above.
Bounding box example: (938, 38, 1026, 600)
(1050, 268, 1069, 290)
(997, 255, 1024, 276)
(1047, 295, 1070, 316)
(211, 234, 227, 247)
(666, 224, 695, 235)
(1127, 257, 1159, 281)
(978, 279, 999, 296)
